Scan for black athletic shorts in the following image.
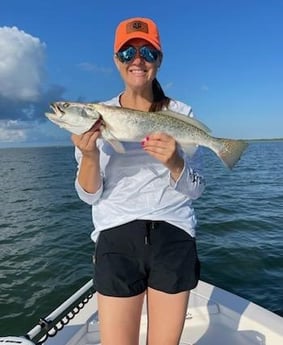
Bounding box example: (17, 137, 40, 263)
(93, 220, 200, 297)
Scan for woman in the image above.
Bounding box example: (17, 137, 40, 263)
(72, 17, 205, 345)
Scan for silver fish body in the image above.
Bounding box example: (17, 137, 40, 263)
(45, 102, 248, 169)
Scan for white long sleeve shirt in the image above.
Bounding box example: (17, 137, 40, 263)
(75, 96, 205, 242)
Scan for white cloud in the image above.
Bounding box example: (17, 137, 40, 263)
(0, 27, 66, 146)
(0, 120, 27, 142)
(0, 26, 46, 101)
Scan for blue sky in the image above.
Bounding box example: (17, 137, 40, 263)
(0, 0, 282, 147)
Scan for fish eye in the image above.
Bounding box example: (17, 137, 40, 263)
(62, 102, 69, 108)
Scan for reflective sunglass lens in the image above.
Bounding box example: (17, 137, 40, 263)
(117, 46, 160, 63)
(140, 47, 159, 62)
(117, 46, 136, 63)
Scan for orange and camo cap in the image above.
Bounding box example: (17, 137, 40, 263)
(114, 17, 162, 53)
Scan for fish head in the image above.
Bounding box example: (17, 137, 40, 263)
(45, 101, 101, 135)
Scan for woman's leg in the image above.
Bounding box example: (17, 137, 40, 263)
(97, 291, 145, 345)
(146, 287, 190, 345)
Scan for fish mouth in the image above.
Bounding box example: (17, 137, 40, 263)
(50, 103, 65, 114)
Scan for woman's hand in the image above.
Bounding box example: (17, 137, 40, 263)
(71, 120, 101, 159)
(141, 133, 184, 181)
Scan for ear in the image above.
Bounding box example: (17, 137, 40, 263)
(113, 54, 120, 70)
(157, 53, 163, 67)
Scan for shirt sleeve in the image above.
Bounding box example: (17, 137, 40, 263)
(74, 146, 104, 205)
(169, 146, 206, 200)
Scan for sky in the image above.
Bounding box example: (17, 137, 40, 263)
(0, 0, 282, 147)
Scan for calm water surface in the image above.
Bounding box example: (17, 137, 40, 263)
(0, 142, 282, 336)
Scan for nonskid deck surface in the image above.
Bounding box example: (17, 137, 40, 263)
(43, 281, 283, 345)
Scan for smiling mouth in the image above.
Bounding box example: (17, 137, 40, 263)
(129, 68, 147, 74)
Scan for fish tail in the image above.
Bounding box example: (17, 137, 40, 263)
(213, 138, 249, 169)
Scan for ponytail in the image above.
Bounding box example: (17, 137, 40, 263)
(149, 78, 170, 112)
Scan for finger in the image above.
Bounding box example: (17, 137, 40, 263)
(142, 138, 175, 152)
(82, 130, 101, 146)
(72, 130, 100, 148)
(72, 119, 101, 146)
(146, 132, 173, 142)
(71, 133, 82, 146)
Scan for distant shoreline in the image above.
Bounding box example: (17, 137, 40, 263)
(0, 138, 283, 150)
(1, 139, 283, 150)
(246, 138, 283, 142)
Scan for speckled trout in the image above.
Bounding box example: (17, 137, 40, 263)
(45, 102, 248, 169)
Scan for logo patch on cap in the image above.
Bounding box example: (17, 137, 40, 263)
(126, 20, 149, 34)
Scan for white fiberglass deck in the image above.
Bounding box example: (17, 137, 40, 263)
(43, 280, 283, 345)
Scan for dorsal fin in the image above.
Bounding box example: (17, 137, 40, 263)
(156, 110, 211, 133)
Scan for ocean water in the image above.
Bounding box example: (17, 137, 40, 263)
(0, 142, 282, 337)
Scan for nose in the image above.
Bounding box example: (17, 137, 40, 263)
(132, 50, 144, 63)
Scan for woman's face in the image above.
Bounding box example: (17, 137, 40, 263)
(114, 38, 162, 91)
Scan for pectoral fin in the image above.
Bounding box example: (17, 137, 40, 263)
(107, 139, 125, 153)
(102, 128, 125, 153)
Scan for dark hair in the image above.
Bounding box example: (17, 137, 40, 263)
(149, 78, 170, 112)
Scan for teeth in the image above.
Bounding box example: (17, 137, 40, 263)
(130, 69, 145, 73)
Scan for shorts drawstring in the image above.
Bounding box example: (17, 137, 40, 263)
(145, 221, 159, 245)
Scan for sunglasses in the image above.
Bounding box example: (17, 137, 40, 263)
(116, 45, 161, 64)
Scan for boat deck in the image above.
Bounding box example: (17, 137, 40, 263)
(43, 281, 282, 345)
